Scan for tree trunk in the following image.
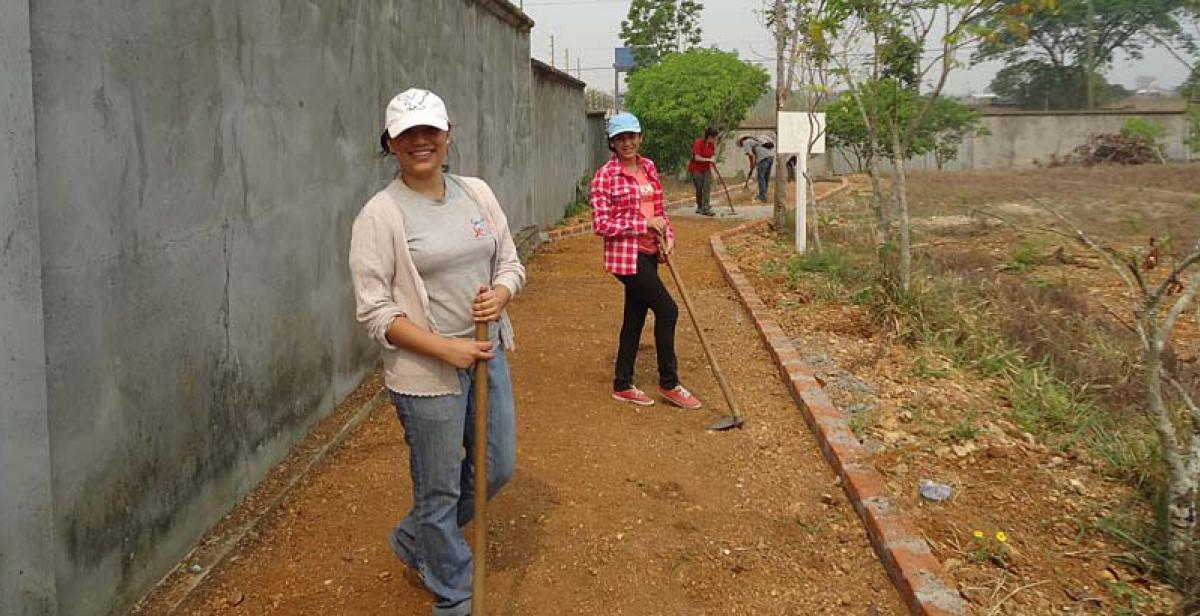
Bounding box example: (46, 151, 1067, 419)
(775, 154, 789, 235)
(890, 123, 911, 293)
(773, 0, 788, 233)
(1147, 327, 1198, 582)
(807, 170, 823, 255)
(865, 134, 889, 246)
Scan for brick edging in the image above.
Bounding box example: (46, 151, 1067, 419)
(709, 179, 970, 616)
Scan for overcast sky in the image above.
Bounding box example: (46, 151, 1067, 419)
(521, 0, 1192, 95)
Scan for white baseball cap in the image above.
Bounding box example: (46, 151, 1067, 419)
(385, 88, 450, 138)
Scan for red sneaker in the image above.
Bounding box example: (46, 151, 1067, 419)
(612, 387, 654, 406)
(658, 385, 702, 409)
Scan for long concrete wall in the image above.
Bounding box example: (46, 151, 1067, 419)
(720, 111, 1190, 177)
(817, 110, 1189, 175)
(6, 1, 556, 614)
(530, 59, 588, 227)
(1, 0, 58, 614)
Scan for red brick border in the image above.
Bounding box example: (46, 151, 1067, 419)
(709, 178, 970, 616)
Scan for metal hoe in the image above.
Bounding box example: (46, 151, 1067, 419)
(472, 322, 489, 615)
(658, 238, 746, 431)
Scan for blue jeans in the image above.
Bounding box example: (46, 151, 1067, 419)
(756, 157, 774, 202)
(388, 348, 517, 616)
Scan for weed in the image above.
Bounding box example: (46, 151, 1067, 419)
(848, 285, 873, 305)
(912, 353, 951, 380)
(968, 529, 1012, 567)
(1001, 241, 1041, 273)
(1108, 580, 1152, 615)
(810, 279, 842, 303)
(1010, 364, 1097, 443)
(848, 408, 875, 439)
(947, 411, 979, 442)
(760, 259, 783, 277)
(794, 517, 822, 535)
(786, 249, 847, 289)
(1089, 424, 1163, 493)
(560, 173, 594, 222)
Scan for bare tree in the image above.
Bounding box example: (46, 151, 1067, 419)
(832, 0, 1018, 291)
(763, 0, 840, 250)
(1023, 193, 1200, 582)
(831, 10, 893, 248)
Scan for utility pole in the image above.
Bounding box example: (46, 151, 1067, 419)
(577, 58, 582, 79)
(566, 48, 570, 72)
(614, 70, 620, 111)
(550, 35, 556, 68)
(1085, 0, 1095, 109)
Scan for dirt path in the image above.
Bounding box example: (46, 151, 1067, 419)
(166, 216, 904, 615)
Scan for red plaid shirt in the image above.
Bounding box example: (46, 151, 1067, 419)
(590, 156, 675, 275)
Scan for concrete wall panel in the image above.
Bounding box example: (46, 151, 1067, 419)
(0, 0, 58, 613)
(531, 61, 588, 228)
(24, 1, 536, 613)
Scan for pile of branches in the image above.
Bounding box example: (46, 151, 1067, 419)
(1073, 133, 1165, 165)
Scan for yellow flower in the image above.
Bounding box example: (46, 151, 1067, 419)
(973, 530, 984, 539)
(995, 531, 1008, 543)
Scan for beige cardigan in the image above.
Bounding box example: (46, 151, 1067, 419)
(349, 175, 526, 396)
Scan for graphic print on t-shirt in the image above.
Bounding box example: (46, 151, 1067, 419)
(470, 217, 491, 239)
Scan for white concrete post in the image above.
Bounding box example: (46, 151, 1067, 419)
(777, 112, 826, 253)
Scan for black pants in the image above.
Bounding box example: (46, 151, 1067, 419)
(613, 252, 679, 391)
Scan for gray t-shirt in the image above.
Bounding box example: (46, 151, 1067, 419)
(394, 176, 497, 339)
(743, 135, 776, 161)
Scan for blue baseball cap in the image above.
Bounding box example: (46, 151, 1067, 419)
(607, 112, 642, 138)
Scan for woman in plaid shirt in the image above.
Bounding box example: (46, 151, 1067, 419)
(590, 112, 703, 410)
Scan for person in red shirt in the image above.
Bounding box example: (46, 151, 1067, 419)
(688, 127, 719, 216)
(590, 112, 703, 410)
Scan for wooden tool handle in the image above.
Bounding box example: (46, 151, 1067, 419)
(656, 238, 743, 420)
(472, 321, 489, 615)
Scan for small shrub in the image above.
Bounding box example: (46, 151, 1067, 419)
(562, 196, 589, 221)
(760, 259, 783, 278)
(1120, 117, 1166, 142)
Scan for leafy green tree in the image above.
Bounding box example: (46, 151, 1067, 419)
(826, 84, 986, 170)
(975, 0, 1191, 107)
(624, 49, 769, 173)
(976, 0, 1191, 68)
(620, 0, 704, 69)
(992, 60, 1087, 108)
(926, 97, 990, 169)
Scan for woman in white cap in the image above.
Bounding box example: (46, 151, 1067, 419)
(590, 112, 703, 410)
(349, 88, 525, 616)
